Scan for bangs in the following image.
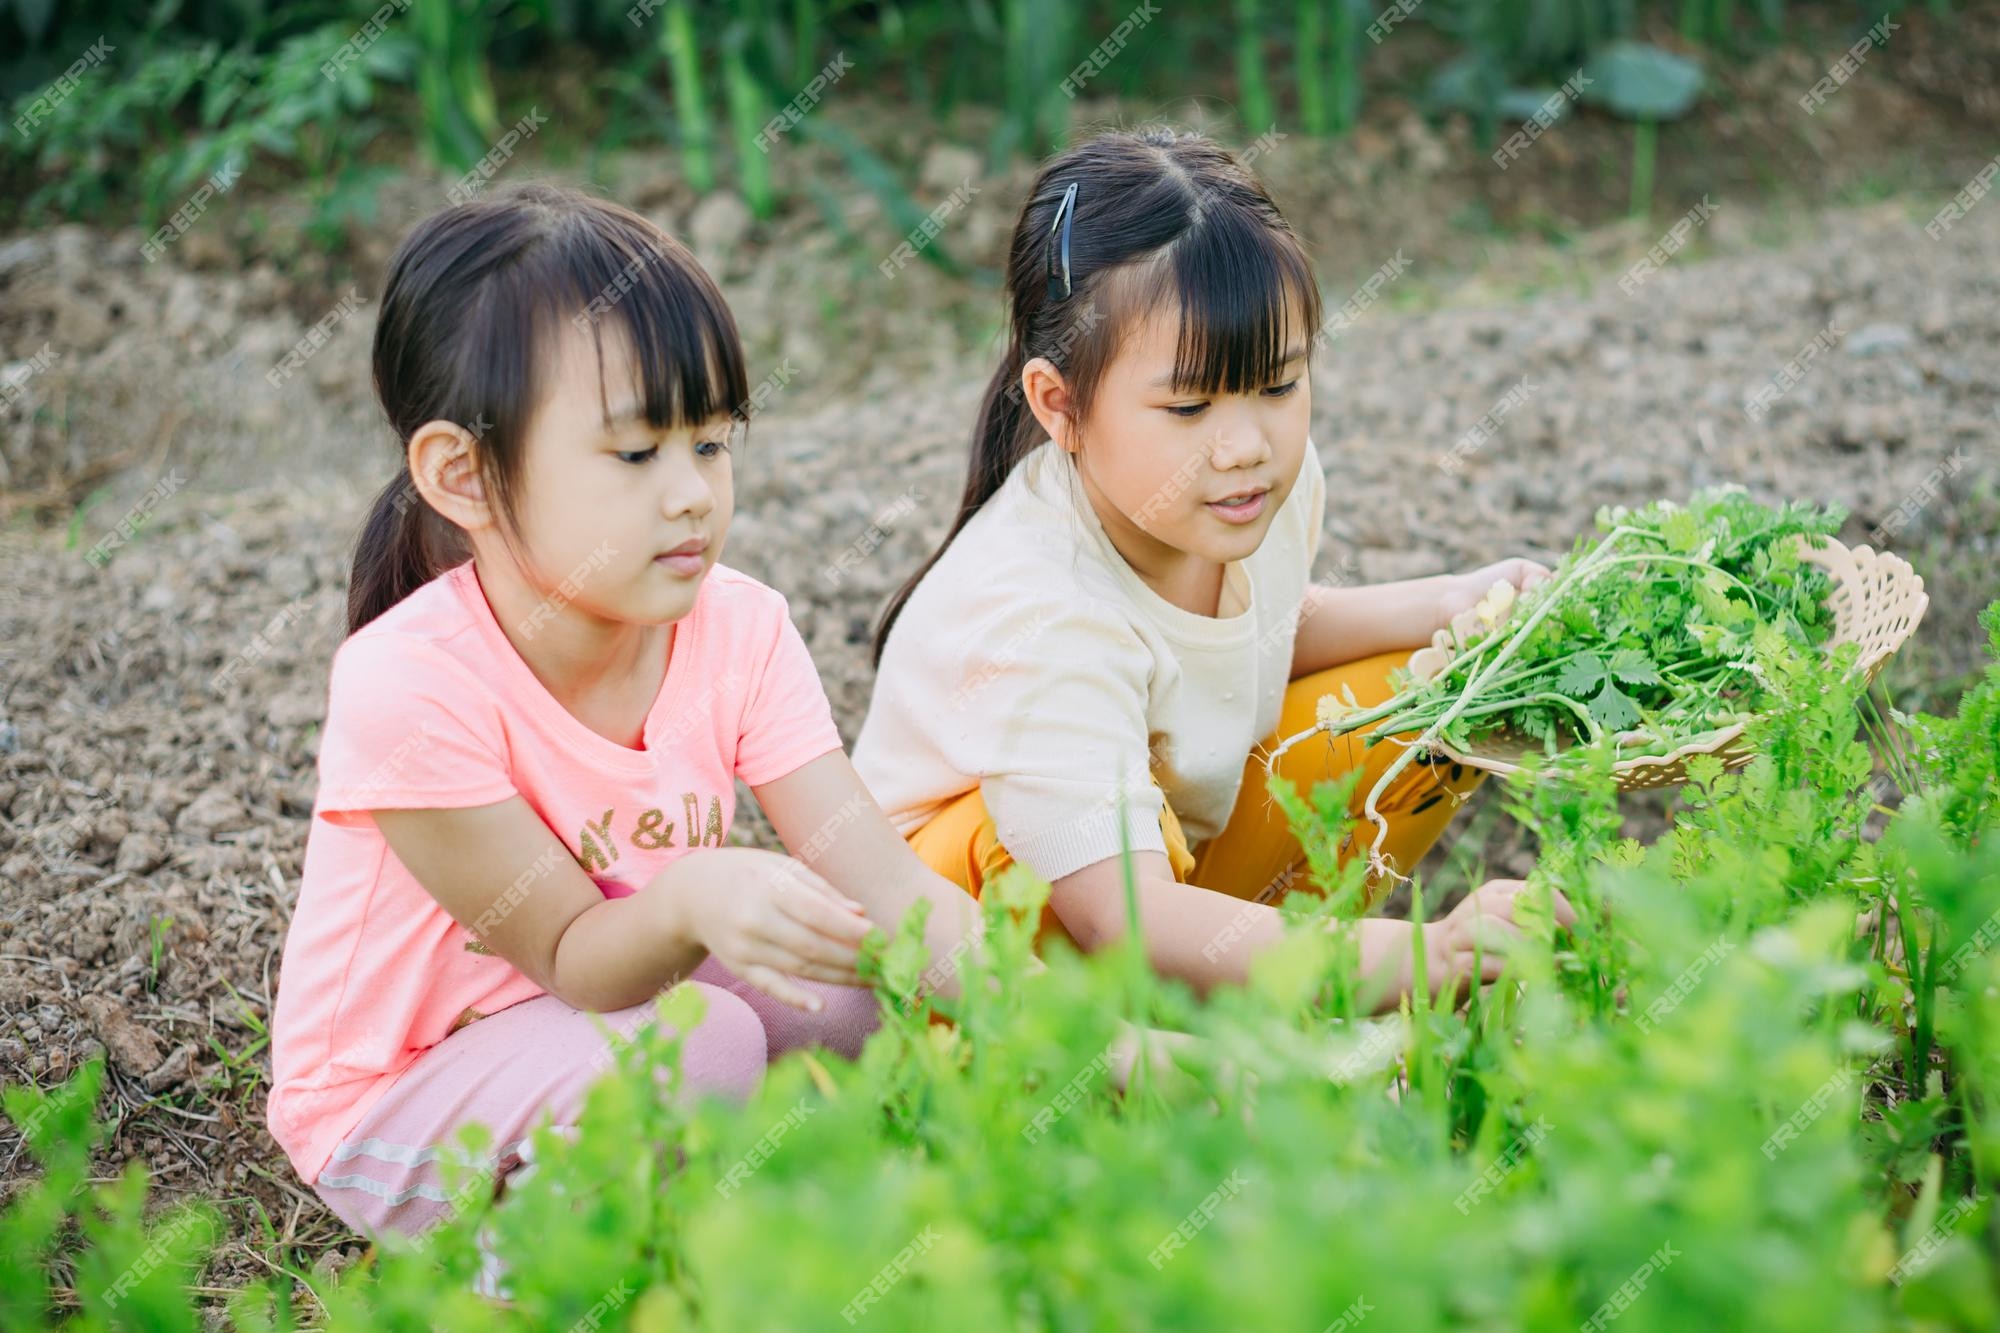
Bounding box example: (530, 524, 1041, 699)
(535, 225, 750, 433)
(1125, 202, 1322, 396)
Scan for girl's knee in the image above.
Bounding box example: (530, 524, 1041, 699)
(781, 981, 881, 1060)
(685, 959, 882, 1061)
(673, 982, 768, 1101)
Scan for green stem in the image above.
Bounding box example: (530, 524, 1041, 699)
(723, 33, 775, 218)
(1629, 119, 1656, 219)
(1296, 0, 1326, 136)
(1354, 528, 1646, 869)
(1235, 0, 1275, 136)
(1899, 902, 1934, 1105)
(1450, 692, 1605, 744)
(1406, 877, 1431, 1098)
(790, 0, 818, 89)
(1328, 0, 1359, 133)
(663, 0, 715, 192)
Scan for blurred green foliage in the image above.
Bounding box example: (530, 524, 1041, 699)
(0, 1, 1946, 245)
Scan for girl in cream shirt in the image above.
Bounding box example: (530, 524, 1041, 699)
(854, 127, 1571, 1003)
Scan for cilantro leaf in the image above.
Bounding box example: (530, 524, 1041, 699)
(1608, 648, 1662, 686)
(1555, 653, 1608, 697)
(1662, 508, 1701, 553)
(1589, 680, 1644, 732)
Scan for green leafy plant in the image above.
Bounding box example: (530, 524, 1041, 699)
(6, 20, 408, 240)
(5, 0, 1847, 290)
(1574, 39, 1705, 213)
(145, 915, 174, 994)
(5, 619, 1997, 1326)
(1, 1061, 220, 1328)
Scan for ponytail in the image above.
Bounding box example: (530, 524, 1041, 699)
(345, 467, 466, 635)
(868, 126, 1321, 671)
(870, 342, 1041, 667)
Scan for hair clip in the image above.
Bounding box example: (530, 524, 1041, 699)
(1045, 182, 1078, 302)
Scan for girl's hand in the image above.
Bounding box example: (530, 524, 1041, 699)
(1433, 557, 1552, 636)
(677, 848, 874, 1011)
(1420, 877, 1577, 1005)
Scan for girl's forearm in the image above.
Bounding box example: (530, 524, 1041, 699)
(1292, 577, 1453, 676)
(746, 752, 983, 1002)
(546, 859, 710, 1012)
(855, 858, 983, 1001)
(1064, 871, 1417, 1012)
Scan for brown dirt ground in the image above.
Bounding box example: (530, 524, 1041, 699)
(1, 8, 1996, 1311)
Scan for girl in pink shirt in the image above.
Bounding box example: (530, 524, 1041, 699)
(267, 183, 977, 1242)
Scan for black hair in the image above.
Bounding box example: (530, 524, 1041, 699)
(871, 125, 1321, 666)
(349, 181, 749, 634)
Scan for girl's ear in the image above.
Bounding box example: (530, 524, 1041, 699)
(1018, 356, 1079, 453)
(407, 419, 494, 532)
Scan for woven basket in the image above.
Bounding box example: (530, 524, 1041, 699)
(1399, 536, 1928, 791)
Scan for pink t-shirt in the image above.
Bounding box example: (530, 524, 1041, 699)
(267, 559, 844, 1182)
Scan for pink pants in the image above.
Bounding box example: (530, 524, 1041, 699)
(311, 957, 878, 1239)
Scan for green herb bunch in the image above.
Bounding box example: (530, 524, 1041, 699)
(1281, 487, 1845, 875)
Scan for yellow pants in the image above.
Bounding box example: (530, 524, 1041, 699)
(905, 649, 1486, 931)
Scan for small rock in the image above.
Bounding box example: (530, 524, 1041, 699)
(1830, 404, 1908, 451)
(1536, 316, 1593, 361)
(178, 226, 232, 272)
(267, 690, 323, 729)
(243, 261, 285, 309)
(1917, 298, 1952, 341)
(91, 809, 131, 853)
(80, 995, 166, 1077)
(229, 317, 300, 378)
(174, 786, 249, 838)
(1843, 322, 1915, 357)
(311, 1251, 349, 1284)
(688, 192, 753, 267)
(622, 158, 684, 210)
(143, 1042, 195, 1094)
(269, 553, 315, 600)
(1397, 112, 1449, 176)
(1592, 457, 1651, 490)
(310, 348, 355, 396)
(279, 776, 318, 818)
(162, 273, 207, 339)
(45, 223, 91, 270)
(1347, 124, 1393, 171)
(53, 299, 112, 353)
(919, 143, 981, 196)
(115, 831, 168, 875)
(0, 235, 50, 278)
